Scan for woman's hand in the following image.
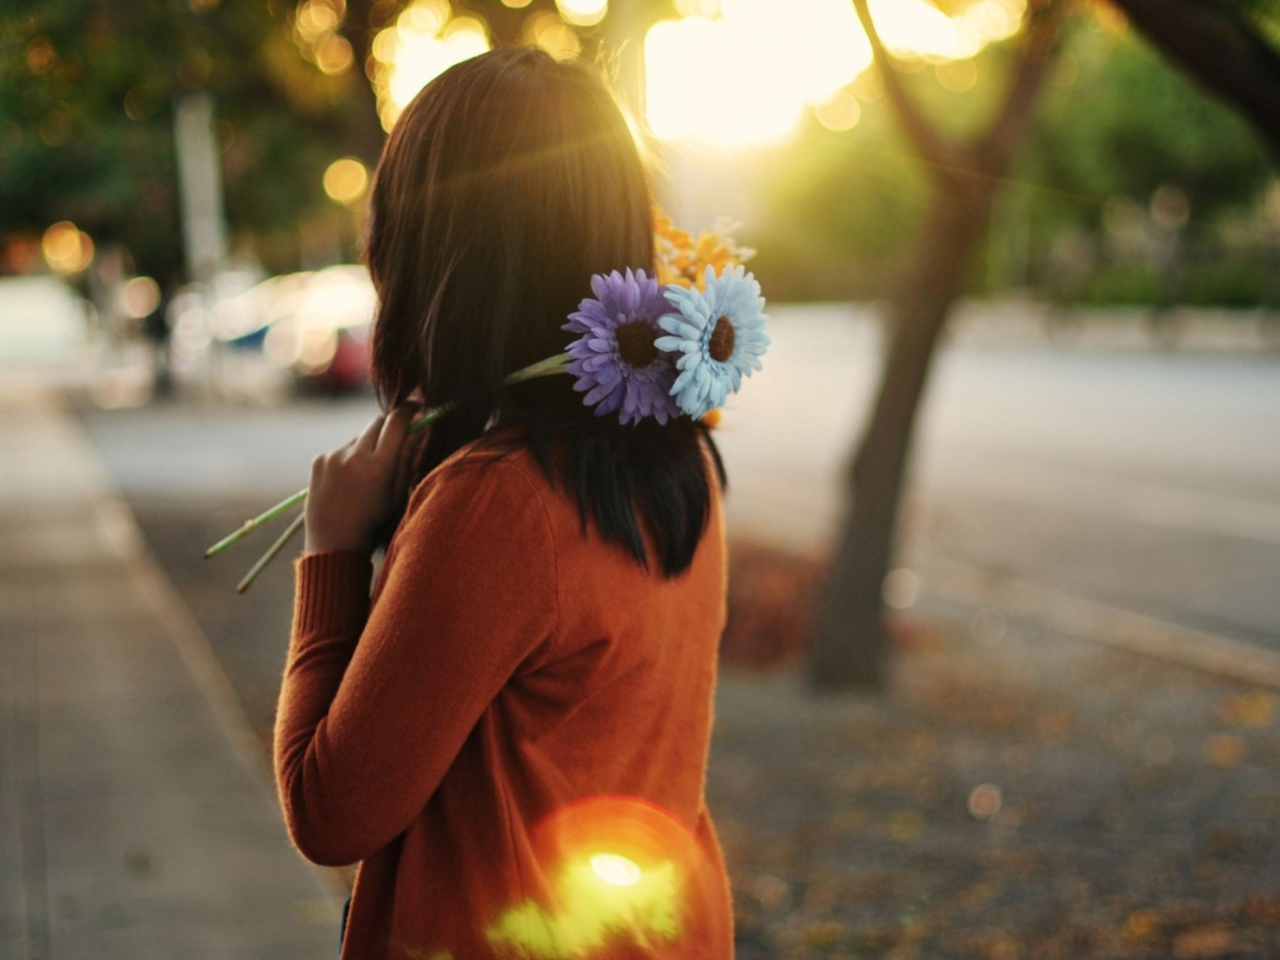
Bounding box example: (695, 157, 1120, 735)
(304, 407, 418, 556)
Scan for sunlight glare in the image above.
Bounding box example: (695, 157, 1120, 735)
(645, 0, 868, 148)
(371, 0, 490, 130)
(644, 0, 1027, 148)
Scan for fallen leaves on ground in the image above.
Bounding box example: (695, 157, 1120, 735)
(712, 540, 1280, 960)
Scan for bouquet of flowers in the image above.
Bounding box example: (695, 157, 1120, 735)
(206, 211, 769, 591)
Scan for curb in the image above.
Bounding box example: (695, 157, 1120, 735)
(926, 557, 1280, 690)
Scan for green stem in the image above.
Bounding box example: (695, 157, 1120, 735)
(237, 512, 305, 593)
(204, 352, 572, 560)
(204, 487, 308, 558)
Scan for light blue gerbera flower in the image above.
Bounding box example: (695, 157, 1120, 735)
(655, 264, 770, 419)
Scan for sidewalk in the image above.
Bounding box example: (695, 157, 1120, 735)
(0, 378, 341, 959)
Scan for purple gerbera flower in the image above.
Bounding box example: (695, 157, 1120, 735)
(562, 269, 682, 425)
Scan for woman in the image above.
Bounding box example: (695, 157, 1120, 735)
(274, 47, 734, 959)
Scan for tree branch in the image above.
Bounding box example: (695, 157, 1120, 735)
(975, 0, 1064, 176)
(1109, 0, 1280, 166)
(851, 0, 968, 176)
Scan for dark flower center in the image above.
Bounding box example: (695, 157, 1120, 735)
(616, 320, 659, 369)
(708, 316, 736, 363)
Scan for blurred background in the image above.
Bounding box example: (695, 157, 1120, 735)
(3, 1, 1279, 958)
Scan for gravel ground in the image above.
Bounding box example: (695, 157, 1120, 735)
(128, 495, 1280, 960)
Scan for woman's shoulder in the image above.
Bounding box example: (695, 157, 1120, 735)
(404, 432, 552, 526)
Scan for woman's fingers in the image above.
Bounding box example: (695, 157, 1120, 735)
(353, 413, 387, 455)
(302, 407, 420, 555)
(376, 405, 413, 459)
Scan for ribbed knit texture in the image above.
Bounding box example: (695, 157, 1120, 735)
(292, 552, 372, 640)
(275, 441, 733, 960)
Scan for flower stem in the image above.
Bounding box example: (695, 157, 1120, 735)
(204, 353, 572, 562)
(204, 487, 307, 558)
(507, 351, 571, 384)
(237, 511, 304, 593)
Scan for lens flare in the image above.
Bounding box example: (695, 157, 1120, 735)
(589, 852, 643, 887)
(486, 795, 704, 959)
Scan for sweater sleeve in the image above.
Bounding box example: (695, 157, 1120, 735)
(274, 458, 558, 866)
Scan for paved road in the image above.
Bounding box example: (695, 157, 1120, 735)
(78, 306, 1280, 654)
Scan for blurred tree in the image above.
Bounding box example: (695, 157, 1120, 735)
(755, 32, 1047, 302)
(0, 0, 657, 281)
(810, 0, 1280, 691)
(810, 0, 1065, 691)
(0, 0, 371, 281)
(1108, 0, 1280, 167)
(757, 11, 1275, 305)
(1026, 23, 1271, 224)
(990, 16, 1274, 304)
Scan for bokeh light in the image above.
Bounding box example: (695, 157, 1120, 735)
(370, 0, 490, 130)
(968, 783, 1003, 820)
(323, 157, 369, 204)
(295, 0, 343, 41)
(815, 89, 861, 132)
(41, 221, 95, 274)
(645, 0, 1028, 148)
(882, 567, 920, 609)
(556, 0, 607, 28)
(523, 12, 582, 61)
(118, 276, 161, 319)
(314, 35, 354, 75)
(936, 57, 978, 92)
(293, 0, 352, 75)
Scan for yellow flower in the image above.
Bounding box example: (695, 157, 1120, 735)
(653, 206, 756, 291)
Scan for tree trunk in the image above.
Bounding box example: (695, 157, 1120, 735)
(811, 177, 994, 690)
(808, 0, 1061, 692)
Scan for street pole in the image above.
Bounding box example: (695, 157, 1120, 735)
(174, 91, 229, 392)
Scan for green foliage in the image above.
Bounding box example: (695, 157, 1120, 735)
(988, 15, 1278, 306)
(1059, 258, 1275, 308)
(753, 32, 1091, 301)
(753, 12, 1276, 305)
(0, 0, 358, 280)
(753, 101, 928, 302)
(1022, 18, 1272, 235)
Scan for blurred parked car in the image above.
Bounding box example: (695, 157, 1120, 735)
(209, 264, 375, 393)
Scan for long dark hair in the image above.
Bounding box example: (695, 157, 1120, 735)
(366, 47, 723, 577)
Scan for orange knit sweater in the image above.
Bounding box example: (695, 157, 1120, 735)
(275, 438, 733, 959)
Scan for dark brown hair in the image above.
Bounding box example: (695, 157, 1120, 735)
(366, 47, 722, 575)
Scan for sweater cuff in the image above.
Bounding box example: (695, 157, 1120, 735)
(293, 551, 373, 642)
